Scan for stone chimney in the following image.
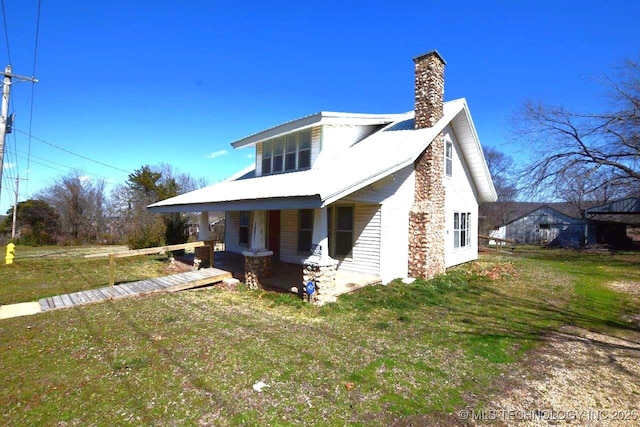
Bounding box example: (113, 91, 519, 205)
(407, 50, 447, 279)
(413, 50, 446, 129)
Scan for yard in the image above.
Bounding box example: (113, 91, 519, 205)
(0, 245, 186, 305)
(0, 246, 639, 425)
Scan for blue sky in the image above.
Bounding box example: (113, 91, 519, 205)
(1, 0, 639, 213)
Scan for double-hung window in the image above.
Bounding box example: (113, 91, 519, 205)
(297, 209, 313, 254)
(298, 130, 311, 169)
(285, 134, 297, 171)
(328, 206, 354, 257)
(262, 141, 273, 175)
(273, 137, 284, 173)
(239, 211, 250, 246)
(453, 212, 471, 249)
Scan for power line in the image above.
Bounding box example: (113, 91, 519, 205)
(0, 0, 11, 64)
(15, 128, 132, 174)
(14, 154, 66, 174)
(26, 0, 42, 195)
(14, 148, 113, 180)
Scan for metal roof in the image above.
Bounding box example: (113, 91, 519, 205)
(230, 111, 405, 149)
(148, 98, 497, 213)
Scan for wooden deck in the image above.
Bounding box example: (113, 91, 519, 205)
(38, 268, 232, 312)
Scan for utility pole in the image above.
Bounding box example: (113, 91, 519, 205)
(0, 65, 38, 204)
(11, 176, 19, 239)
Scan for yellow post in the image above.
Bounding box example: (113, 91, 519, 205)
(109, 254, 115, 286)
(5, 243, 16, 264)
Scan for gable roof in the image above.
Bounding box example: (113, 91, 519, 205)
(480, 202, 585, 225)
(149, 98, 497, 213)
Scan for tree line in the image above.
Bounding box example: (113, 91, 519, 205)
(0, 164, 206, 248)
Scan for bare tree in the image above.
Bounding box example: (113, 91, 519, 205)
(514, 56, 640, 201)
(480, 146, 519, 234)
(39, 171, 107, 243)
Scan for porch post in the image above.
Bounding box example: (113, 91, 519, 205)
(243, 210, 273, 290)
(313, 207, 330, 259)
(198, 211, 210, 240)
(251, 210, 267, 250)
(303, 206, 338, 306)
(194, 211, 211, 268)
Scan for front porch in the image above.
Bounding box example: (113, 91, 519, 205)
(213, 252, 382, 300)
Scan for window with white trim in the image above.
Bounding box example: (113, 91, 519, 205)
(454, 212, 471, 248)
(328, 205, 354, 257)
(445, 140, 453, 177)
(297, 209, 313, 254)
(259, 129, 312, 175)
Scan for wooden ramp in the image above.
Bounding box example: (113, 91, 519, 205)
(38, 268, 232, 312)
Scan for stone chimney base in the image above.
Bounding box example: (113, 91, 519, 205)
(408, 134, 446, 278)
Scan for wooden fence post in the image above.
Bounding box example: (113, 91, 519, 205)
(109, 254, 115, 286)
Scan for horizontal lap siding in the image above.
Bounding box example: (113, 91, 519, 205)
(225, 211, 243, 254)
(337, 204, 381, 276)
(343, 165, 414, 282)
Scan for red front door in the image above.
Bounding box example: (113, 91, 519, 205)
(268, 210, 281, 259)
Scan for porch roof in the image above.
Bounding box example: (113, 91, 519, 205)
(148, 98, 497, 213)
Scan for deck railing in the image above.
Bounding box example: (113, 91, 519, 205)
(478, 235, 516, 252)
(84, 241, 216, 286)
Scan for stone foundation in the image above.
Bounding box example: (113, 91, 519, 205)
(302, 256, 338, 306)
(243, 250, 273, 290)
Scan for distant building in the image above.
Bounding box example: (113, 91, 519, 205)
(483, 199, 639, 248)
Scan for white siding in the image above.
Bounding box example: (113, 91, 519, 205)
(379, 166, 414, 282)
(443, 126, 480, 267)
(225, 211, 252, 254)
(335, 204, 381, 276)
(342, 165, 414, 282)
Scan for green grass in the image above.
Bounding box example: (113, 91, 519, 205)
(0, 247, 638, 425)
(0, 245, 177, 305)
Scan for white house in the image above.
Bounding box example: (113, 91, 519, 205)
(149, 51, 497, 301)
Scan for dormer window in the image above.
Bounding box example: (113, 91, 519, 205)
(273, 137, 284, 173)
(260, 129, 311, 175)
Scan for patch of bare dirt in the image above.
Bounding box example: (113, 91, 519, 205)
(162, 258, 196, 275)
(475, 326, 640, 426)
(607, 281, 640, 296)
(467, 261, 519, 281)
